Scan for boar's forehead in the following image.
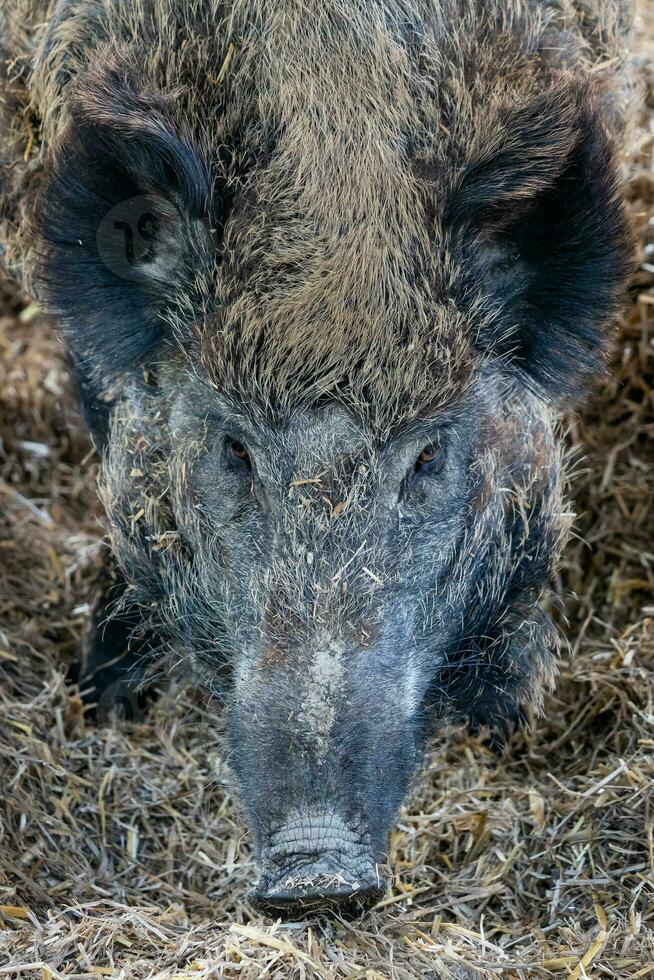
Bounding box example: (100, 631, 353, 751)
(194, 120, 476, 428)
(194, 138, 477, 429)
(197, 299, 476, 432)
(188, 1, 478, 428)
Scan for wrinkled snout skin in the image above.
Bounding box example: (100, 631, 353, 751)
(0, 0, 635, 913)
(250, 812, 387, 913)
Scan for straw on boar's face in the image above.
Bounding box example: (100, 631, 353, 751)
(36, 64, 632, 912)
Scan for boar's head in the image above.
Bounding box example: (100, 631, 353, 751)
(36, 60, 632, 913)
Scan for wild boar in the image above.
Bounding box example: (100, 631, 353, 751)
(0, 0, 637, 913)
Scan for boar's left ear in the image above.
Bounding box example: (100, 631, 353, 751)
(445, 81, 634, 403)
(36, 63, 217, 413)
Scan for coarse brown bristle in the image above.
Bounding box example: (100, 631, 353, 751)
(1, 9, 653, 979)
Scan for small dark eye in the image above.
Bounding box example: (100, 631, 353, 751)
(415, 444, 445, 475)
(227, 437, 251, 468)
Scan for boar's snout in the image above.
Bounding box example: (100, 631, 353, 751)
(249, 810, 385, 916)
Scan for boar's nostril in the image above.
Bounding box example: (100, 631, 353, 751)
(249, 870, 384, 918)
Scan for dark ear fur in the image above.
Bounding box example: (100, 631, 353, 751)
(446, 81, 634, 402)
(36, 62, 215, 427)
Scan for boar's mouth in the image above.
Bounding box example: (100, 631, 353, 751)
(248, 810, 387, 916)
(249, 869, 384, 917)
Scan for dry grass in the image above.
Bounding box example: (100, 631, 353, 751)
(1, 9, 653, 979)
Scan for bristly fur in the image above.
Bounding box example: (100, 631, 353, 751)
(0, 0, 637, 429)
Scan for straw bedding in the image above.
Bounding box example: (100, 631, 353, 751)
(1, 7, 653, 977)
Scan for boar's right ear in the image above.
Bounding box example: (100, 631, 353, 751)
(36, 65, 217, 424)
(445, 80, 634, 403)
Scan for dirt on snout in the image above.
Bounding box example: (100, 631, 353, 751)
(1, 6, 654, 979)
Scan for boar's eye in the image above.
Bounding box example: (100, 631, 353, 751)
(226, 437, 251, 470)
(414, 443, 445, 476)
